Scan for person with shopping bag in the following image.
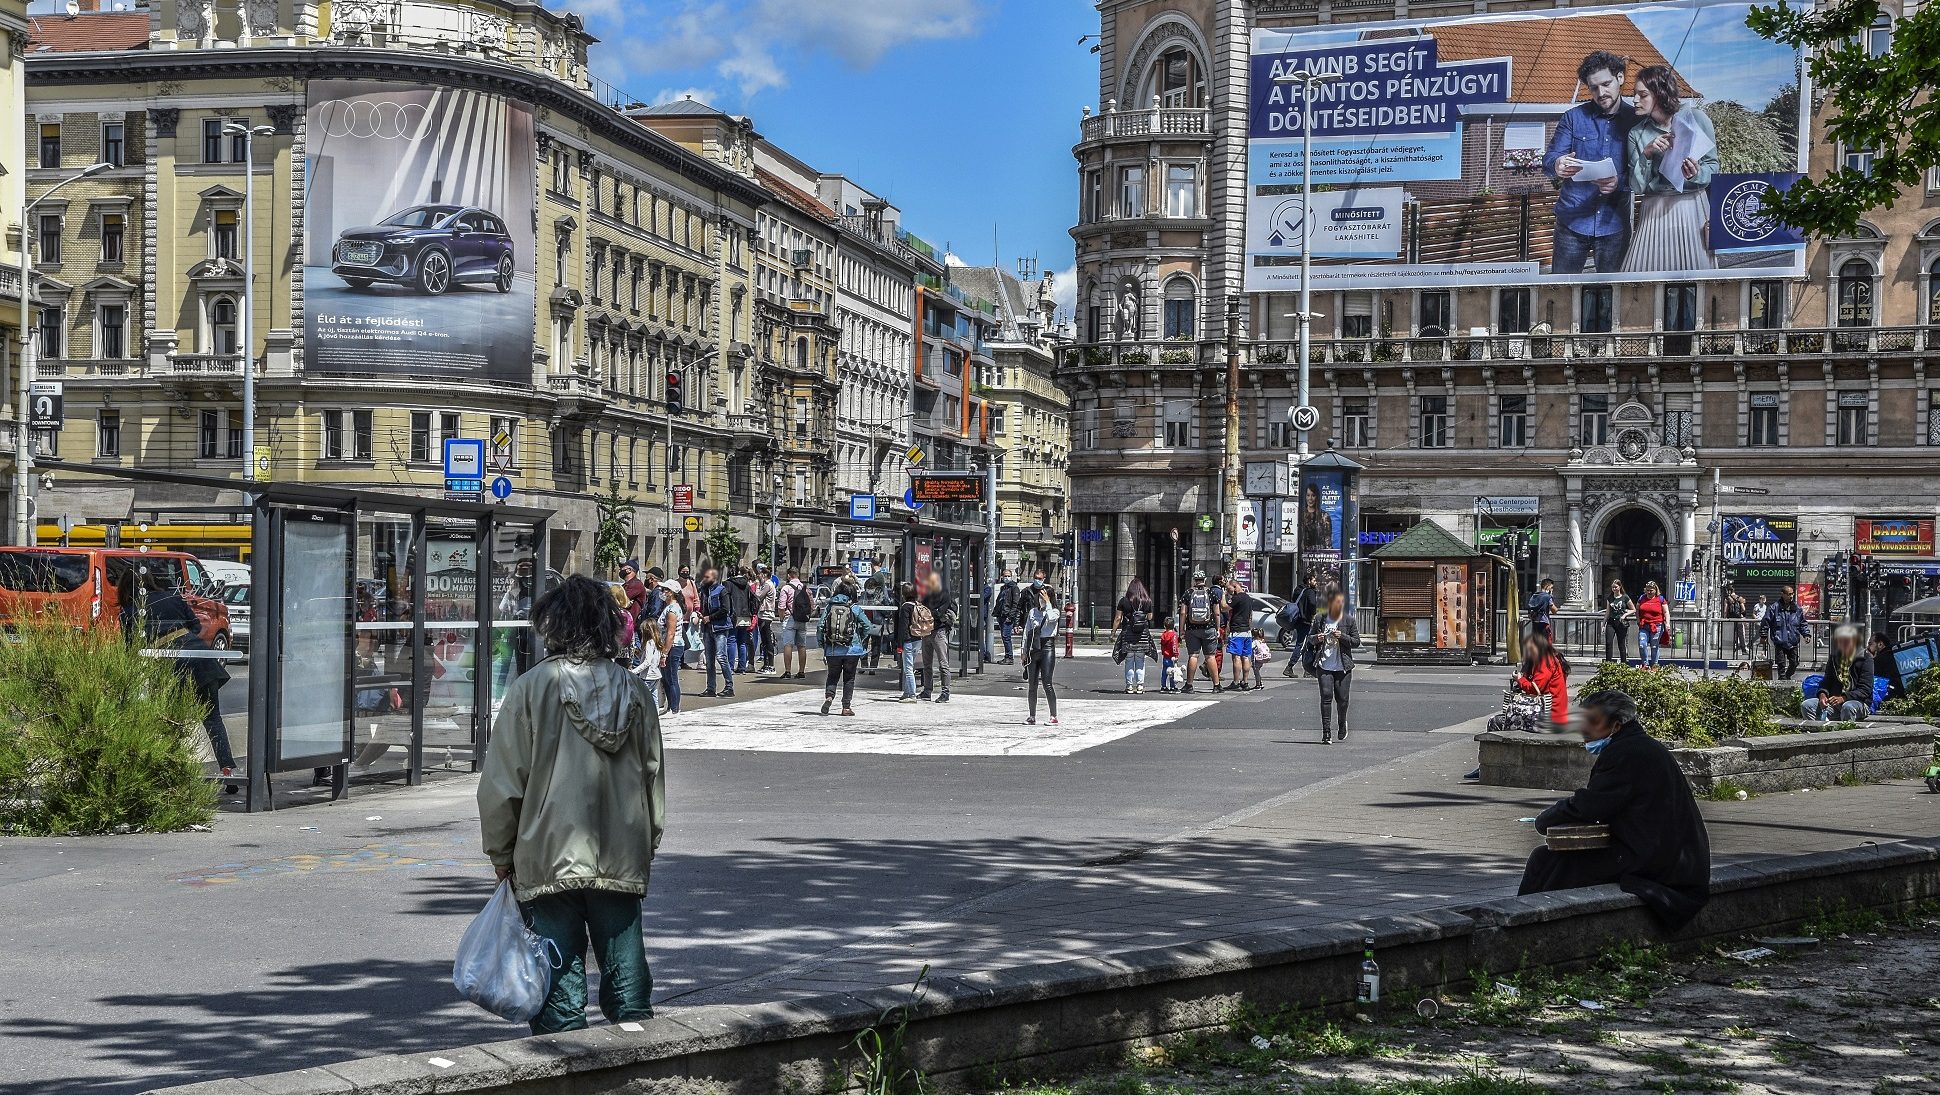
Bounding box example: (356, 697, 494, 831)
(476, 576, 667, 1034)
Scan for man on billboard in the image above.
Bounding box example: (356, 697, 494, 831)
(1543, 51, 1639, 275)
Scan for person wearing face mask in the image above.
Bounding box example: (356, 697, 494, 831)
(1518, 689, 1711, 931)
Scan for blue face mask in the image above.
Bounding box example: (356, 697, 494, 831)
(1584, 737, 1612, 756)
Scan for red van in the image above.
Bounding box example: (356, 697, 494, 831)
(0, 547, 231, 647)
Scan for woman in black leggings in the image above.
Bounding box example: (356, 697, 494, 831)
(1024, 582, 1060, 726)
(1304, 589, 1360, 744)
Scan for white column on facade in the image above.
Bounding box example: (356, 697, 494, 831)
(1567, 500, 1587, 608)
(1680, 503, 1698, 590)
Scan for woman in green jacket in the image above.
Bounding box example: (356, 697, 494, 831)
(1622, 64, 1718, 273)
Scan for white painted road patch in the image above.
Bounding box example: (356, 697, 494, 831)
(661, 692, 1214, 756)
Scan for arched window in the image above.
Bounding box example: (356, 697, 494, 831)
(1837, 258, 1874, 327)
(1084, 279, 1101, 343)
(796, 336, 810, 370)
(1929, 256, 1940, 325)
(1147, 47, 1206, 108)
(1162, 276, 1196, 339)
(1868, 13, 1893, 57)
(209, 295, 238, 355)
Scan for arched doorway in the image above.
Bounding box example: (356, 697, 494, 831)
(1599, 507, 1668, 598)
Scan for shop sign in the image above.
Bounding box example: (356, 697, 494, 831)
(1477, 496, 1539, 517)
(1855, 517, 1935, 557)
(1721, 514, 1797, 582)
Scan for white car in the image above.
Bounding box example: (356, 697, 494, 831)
(221, 580, 251, 650)
(199, 559, 250, 594)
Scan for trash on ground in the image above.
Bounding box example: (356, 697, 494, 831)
(1724, 946, 1778, 962)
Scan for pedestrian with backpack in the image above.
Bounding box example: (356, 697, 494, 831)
(917, 571, 954, 702)
(1023, 580, 1061, 725)
(1281, 572, 1320, 677)
(818, 576, 873, 717)
(1112, 577, 1158, 693)
(1527, 577, 1557, 642)
(777, 568, 813, 680)
(993, 572, 1021, 664)
(892, 581, 921, 701)
(1177, 570, 1225, 693)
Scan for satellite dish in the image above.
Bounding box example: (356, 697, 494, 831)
(64, 0, 79, 15)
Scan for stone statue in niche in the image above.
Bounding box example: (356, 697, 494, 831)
(1114, 280, 1140, 341)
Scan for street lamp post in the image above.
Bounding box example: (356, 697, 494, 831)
(224, 124, 274, 481)
(13, 161, 112, 545)
(1273, 67, 1341, 459)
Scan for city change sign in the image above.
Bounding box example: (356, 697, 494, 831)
(1244, 0, 1806, 292)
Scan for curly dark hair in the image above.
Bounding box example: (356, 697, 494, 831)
(1633, 64, 1682, 116)
(1577, 50, 1627, 85)
(531, 574, 623, 662)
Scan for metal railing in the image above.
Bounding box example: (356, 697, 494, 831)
(1542, 611, 1823, 668)
(166, 354, 243, 376)
(1061, 327, 1940, 373)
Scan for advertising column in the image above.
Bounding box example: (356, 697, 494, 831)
(1298, 452, 1363, 612)
(304, 82, 538, 382)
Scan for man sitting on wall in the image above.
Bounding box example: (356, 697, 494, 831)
(1519, 689, 1711, 931)
(1806, 624, 1875, 721)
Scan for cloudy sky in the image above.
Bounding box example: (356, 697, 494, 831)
(558, 0, 1097, 319)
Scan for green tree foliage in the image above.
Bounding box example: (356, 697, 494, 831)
(1748, 0, 1940, 234)
(0, 612, 216, 834)
(1705, 99, 1794, 173)
(702, 519, 746, 573)
(592, 483, 634, 576)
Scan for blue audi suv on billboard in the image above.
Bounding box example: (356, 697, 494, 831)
(330, 204, 515, 295)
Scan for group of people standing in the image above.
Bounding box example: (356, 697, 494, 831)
(614, 558, 827, 716)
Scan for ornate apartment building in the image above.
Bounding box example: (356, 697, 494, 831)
(0, 0, 27, 511)
(1066, 0, 1940, 617)
(17, 0, 779, 569)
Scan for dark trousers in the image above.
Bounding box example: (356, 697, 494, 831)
(1774, 641, 1800, 680)
(1519, 845, 1624, 897)
(998, 620, 1015, 660)
(522, 889, 653, 1035)
(1551, 221, 1630, 275)
(824, 654, 860, 708)
(1317, 668, 1351, 735)
(757, 620, 775, 665)
(1027, 646, 1057, 719)
(732, 626, 752, 671)
(188, 674, 236, 770)
(1283, 621, 1311, 675)
(1605, 622, 1632, 665)
(662, 653, 682, 713)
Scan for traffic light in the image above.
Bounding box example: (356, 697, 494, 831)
(665, 369, 683, 414)
(1058, 531, 1075, 561)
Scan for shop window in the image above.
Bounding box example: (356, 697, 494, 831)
(1498, 394, 1529, 448)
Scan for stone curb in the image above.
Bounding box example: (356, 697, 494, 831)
(147, 837, 1940, 1095)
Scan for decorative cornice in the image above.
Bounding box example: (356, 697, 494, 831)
(25, 46, 770, 208)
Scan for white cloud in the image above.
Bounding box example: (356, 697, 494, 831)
(650, 86, 726, 108)
(1049, 265, 1078, 320)
(590, 0, 986, 104)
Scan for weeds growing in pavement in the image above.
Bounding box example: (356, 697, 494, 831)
(1704, 780, 1756, 801)
(1463, 941, 1674, 1026)
(1801, 900, 1887, 937)
(847, 967, 931, 1095)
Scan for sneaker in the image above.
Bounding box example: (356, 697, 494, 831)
(220, 766, 239, 795)
(917, 691, 932, 701)
(1463, 768, 1482, 781)
(1322, 732, 1333, 744)
(821, 696, 833, 716)
(1125, 686, 1134, 694)
(1049, 717, 1060, 726)
(937, 691, 951, 703)
(702, 690, 718, 698)
(1336, 727, 1348, 741)
(840, 708, 855, 717)
(1025, 716, 1037, 725)
(721, 688, 735, 698)
(898, 695, 918, 703)
(1135, 685, 1144, 694)
(1181, 683, 1194, 693)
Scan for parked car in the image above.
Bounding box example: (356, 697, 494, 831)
(331, 204, 515, 296)
(198, 559, 250, 594)
(1245, 593, 1300, 650)
(0, 547, 230, 648)
(222, 579, 251, 650)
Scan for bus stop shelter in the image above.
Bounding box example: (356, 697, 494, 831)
(35, 461, 553, 811)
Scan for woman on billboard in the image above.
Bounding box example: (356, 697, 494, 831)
(1622, 65, 1719, 273)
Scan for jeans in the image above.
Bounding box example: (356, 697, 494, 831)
(522, 889, 653, 1035)
(1605, 622, 1632, 665)
(999, 620, 1015, 661)
(1124, 652, 1147, 687)
(898, 643, 918, 698)
(1805, 695, 1868, 721)
(662, 651, 682, 713)
(1551, 220, 1630, 275)
(733, 626, 752, 672)
(921, 630, 951, 695)
(1283, 622, 1310, 675)
(1639, 624, 1663, 667)
(1318, 668, 1352, 736)
(824, 654, 860, 708)
(1161, 655, 1176, 689)
(708, 630, 736, 692)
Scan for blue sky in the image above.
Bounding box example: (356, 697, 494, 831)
(556, 0, 1098, 312)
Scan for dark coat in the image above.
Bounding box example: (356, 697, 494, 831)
(1817, 650, 1875, 706)
(1304, 612, 1360, 671)
(1532, 722, 1711, 930)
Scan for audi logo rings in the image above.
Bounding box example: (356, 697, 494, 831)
(314, 98, 428, 140)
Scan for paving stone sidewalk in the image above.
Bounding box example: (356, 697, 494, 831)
(680, 736, 1940, 1006)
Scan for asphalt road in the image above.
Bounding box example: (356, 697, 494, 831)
(0, 655, 1506, 1095)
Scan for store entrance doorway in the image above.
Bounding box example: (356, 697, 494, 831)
(1599, 507, 1669, 601)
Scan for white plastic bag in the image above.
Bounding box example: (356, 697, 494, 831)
(452, 880, 558, 1022)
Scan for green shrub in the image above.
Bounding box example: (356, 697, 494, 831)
(1880, 668, 1940, 721)
(0, 612, 216, 834)
(1575, 664, 1779, 746)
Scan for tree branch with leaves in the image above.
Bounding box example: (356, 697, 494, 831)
(593, 483, 635, 577)
(1748, 0, 1939, 235)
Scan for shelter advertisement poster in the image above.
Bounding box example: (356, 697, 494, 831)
(1297, 470, 1345, 560)
(304, 81, 537, 381)
(1720, 514, 1797, 584)
(1244, 0, 1805, 291)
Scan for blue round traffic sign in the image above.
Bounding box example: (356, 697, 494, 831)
(903, 487, 924, 511)
(489, 476, 513, 501)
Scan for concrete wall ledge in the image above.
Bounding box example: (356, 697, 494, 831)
(1480, 722, 1936, 792)
(149, 837, 1940, 1095)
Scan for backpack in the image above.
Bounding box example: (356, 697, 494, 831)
(1186, 588, 1214, 626)
(1130, 604, 1151, 629)
(823, 598, 857, 647)
(789, 584, 814, 623)
(1275, 601, 1301, 631)
(910, 602, 936, 639)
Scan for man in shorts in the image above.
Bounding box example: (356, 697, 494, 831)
(1177, 570, 1225, 693)
(776, 567, 812, 680)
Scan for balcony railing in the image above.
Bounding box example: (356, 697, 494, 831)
(1060, 326, 1940, 371)
(165, 354, 242, 376)
(1079, 103, 1213, 144)
(546, 372, 604, 398)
